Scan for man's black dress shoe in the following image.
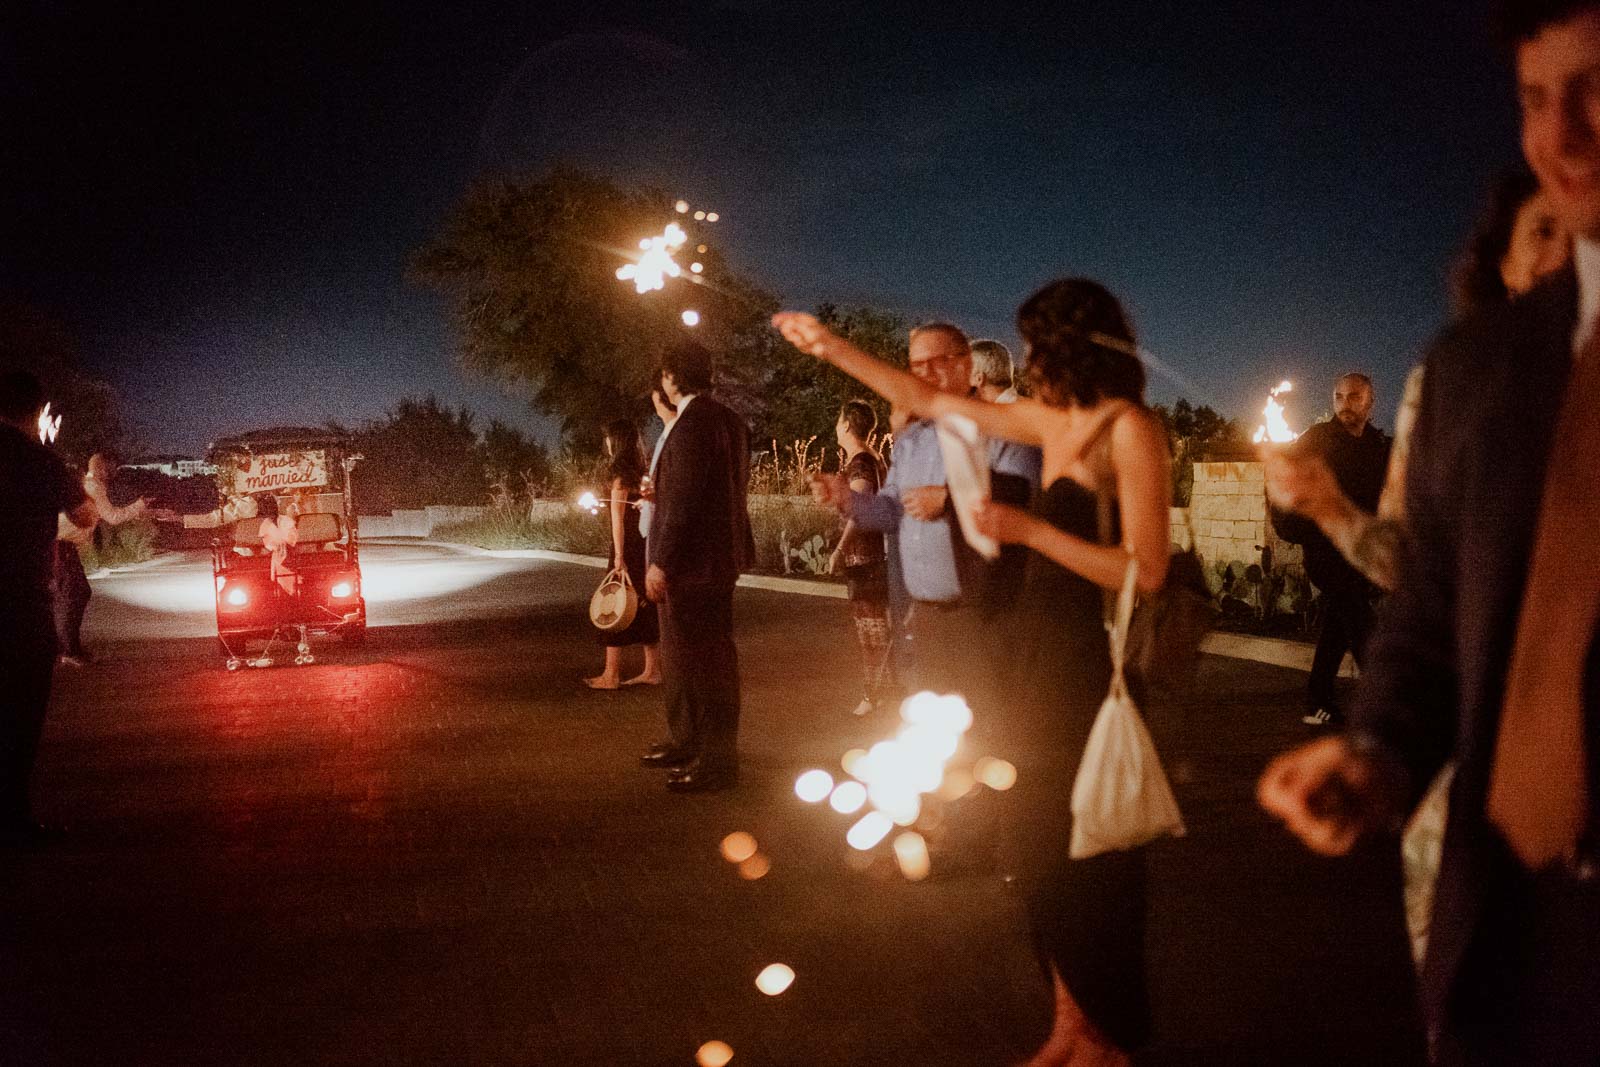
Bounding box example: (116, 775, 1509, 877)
(665, 765, 738, 793)
(640, 744, 694, 769)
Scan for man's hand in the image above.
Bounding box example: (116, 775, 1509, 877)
(645, 564, 668, 603)
(1257, 736, 1397, 856)
(810, 472, 850, 511)
(1263, 450, 1345, 525)
(971, 497, 1033, 546)
(901, 485, 948, 522)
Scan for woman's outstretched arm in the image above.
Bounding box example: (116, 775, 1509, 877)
(772, 311, 1053, 448)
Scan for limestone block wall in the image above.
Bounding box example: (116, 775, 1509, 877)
(1185, 461, 1304, 575)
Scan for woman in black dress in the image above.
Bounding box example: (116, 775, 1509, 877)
(584, 419, 661, 690)
(826, 399, 893, 716)
(775, 279, 1172, 1066)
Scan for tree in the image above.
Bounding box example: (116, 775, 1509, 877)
(0, 298, 127, 467)
(354, 396, 486, 513)
(754, 303, 908, 453)
(413, 167, 777, 452)
(1151, 398, 1249, 505)
(481, 418, 550, 492)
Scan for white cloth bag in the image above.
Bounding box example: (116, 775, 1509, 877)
(1069, 558, 1187, 858)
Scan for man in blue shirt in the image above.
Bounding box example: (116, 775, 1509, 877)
(814, 323, 1040, 703)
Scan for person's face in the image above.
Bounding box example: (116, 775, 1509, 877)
(835, 415, 850, 447)
(659, 372, 683, 405)
(908, 332, 972, 396)
(1519, 10, 1600, 239)
(1332, 377, 1374, 434)
(1500, 188, 1571, 296)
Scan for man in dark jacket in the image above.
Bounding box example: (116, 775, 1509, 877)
(1260, 5, 1600, 1062)
(641, 339, 754, 793)
(1270, 373, 1391, 726)
(1, 370, 94, 847)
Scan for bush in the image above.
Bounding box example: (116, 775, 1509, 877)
(434, 505, 611, 556)
(747, 495, 842, 576)
(79, 518, 159, 572)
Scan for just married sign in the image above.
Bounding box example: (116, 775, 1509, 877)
(232, 450, 329, 494)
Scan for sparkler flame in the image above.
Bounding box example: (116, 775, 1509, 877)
(1251, 380, 1299, 444)
(37, 402, 62, 444)
(577, 491, 601, 514)
(615, 222, 688, 294)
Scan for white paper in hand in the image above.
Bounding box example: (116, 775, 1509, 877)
(935, 413, 999, 561)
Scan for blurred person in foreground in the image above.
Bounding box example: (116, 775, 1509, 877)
(640, 340, 754, 793)
(1264, 165, 1571, 963)
(1259, 4, 1600, 1062)
(585, 417, 661, 690)
(826, 399, 894, 717)
(1267, 373, 1391, 728)
(0, 370, 94, 848)
(52, 451, 149, 666)
(779, 277, 1172, 1066)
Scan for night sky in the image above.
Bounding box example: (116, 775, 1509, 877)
(7, 0, 1514, 455)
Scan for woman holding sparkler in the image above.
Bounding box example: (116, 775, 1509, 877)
(777, 278, 1170, 1066)
(827, 399, 894, 717)
(584, 418, 661, 690)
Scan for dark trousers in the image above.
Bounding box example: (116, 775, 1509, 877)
(1439, 864, 1600, 1066)
(660, 578, 740, 768)
(0, 611, 58, 826)
(1308, 567, 1375, 710)
(51, 542, 91, 657)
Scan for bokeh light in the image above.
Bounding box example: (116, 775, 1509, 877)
(755, 963, 795, 996)
(720, 832, 757, 863)
(846, 811, 894, 851)
(829, 780, 867, 814)
(681, 309, 701, 327)
(795, 769, 834, 803)
(675, 200, 690, 214)
(973, 757, 1018, 791)
(695, 1040, 734, 1066)
(893, 832, 931, 881)
(737, 853, 771, 880)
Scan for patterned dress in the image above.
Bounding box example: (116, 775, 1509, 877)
(841, 451, 892, 708)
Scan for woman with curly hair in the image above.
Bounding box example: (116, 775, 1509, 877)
(584, 418, 661, 690)
(777, 277, 1172, 1066)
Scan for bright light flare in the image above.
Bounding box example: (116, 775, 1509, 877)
(690, 262, 704, 274)
(841, 748, 868, 778)
(973, 756, 1018, 791)
(675, 200, 690, 214)
(224, 585, 249, 607)
(616, 222, 688, 294)
(755, 963, 795, 996)
(681, 310, 701, 327)
(1252, 380, 1299, 445)
(720, 832, 757, 864)
(846, 811, 894, 851)
(576, 491, 601, 514)
(693, 210, 706, 220)
(829, 780, 867, 814)
(696, 1040, 734, 1067)
(893, 832, 931, 881)
(795, 769, 834, 803)
(705, 212, 719, 222)
(37, 402, 62, 444)
(330, 580, 354, 599)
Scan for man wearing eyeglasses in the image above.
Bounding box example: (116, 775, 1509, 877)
(813, 322, 1040, 706)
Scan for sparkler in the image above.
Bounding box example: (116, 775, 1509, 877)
(576, 491, 602, 514)
(37, 402, 62, 444)
(1251, 380, 1299, 445)
(615, 222, 688, 294)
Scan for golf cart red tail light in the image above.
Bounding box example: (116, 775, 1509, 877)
(330, 578, 356, 599)
(224, 585, 249, 607)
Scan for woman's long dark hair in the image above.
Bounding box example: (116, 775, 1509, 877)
(603, 418, 647, 489)
(1450, 163, 1540, 316)
(1017, 278, 1145, 407)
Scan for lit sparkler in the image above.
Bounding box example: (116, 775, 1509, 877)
(576, 491, 601, 515)
(681, 309, 701, 327)
(615, 222, 688, 294)
(37, 402, 62, 444)
(1251, 380, 1299, 444)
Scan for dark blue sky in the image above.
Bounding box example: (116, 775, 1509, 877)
(7, 0, 1514, 453)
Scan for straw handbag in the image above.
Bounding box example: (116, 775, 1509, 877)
(589, 566, 639, 633)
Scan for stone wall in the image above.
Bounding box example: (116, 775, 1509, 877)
(1185, 461, 1302, 575)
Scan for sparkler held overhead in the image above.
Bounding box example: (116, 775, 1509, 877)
(1251, 380, 1299, 445)
(37, 402, 62, 444)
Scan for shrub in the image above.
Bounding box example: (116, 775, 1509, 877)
(79, 518, 159, 572)
(434, 505, 611, 556)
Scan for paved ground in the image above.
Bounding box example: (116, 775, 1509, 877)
(2, 545, 1424, 1065)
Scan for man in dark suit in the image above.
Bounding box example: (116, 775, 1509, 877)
(1259, 5, 1600, 1062)
(1269, 373, 1391, 727)
(641, 339, 754, 793)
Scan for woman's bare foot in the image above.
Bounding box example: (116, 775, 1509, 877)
(622, 673, 661, 686)
(584, 675, 621, 690)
